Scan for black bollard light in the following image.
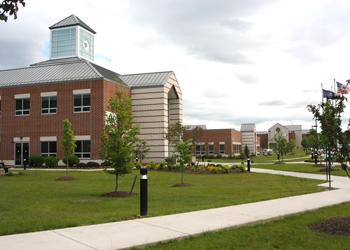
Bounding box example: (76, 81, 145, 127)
(140, 166, 148, 216)
(247, 158, 251, 172)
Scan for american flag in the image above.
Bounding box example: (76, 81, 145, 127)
(336, 81, 350, 95)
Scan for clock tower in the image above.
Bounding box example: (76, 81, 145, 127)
(49, 15, 96, 61)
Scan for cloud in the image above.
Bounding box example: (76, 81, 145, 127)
(259, 100, 287, 106)
(237, 73, 257, 85)
(128, 0, 276, 64)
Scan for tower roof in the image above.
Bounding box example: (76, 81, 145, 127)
(49, 14, 96, 34)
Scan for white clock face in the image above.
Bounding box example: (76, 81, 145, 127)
(83, 40, 89, 51)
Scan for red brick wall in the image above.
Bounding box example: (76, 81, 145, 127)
(0, 79, 128, 162)
(184, 129, 241, 155)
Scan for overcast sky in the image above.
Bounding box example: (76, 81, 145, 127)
(1, 0, 350, 131)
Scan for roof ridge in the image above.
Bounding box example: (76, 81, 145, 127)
(85, 60, 103, 78)
(121, 70, 173, 76)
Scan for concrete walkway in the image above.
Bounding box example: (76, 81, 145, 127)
(1, 169, 350, 250)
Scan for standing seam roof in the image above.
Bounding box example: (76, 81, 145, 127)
(120, 71, 174, 88)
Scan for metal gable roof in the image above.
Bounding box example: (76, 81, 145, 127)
(49, 14, 96, 34)
(120, 71, 174, 88)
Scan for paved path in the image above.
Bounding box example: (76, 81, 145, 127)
(1, 169, 350, 250)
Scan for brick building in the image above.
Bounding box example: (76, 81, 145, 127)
(184, 128, 242, 157)
(0, 15, 182, 165)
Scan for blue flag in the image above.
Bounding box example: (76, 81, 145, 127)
(322, 89, 337, 99)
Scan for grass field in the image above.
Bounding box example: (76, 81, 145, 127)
(253, 163, 348, 177)
(144, 202, 350, 250)
(0, 170, 324, 236)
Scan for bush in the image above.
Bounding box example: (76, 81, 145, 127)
(44, 156, 58, 168)
(101, 160, 112, 168)
(29, 155, 45, 167)
(134, 162, 142, 169)
(63, 155, 80, 167)
(86, 161, 100, 168)
(76, 162, 87, 168)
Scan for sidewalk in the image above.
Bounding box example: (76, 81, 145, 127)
(1, 169, 350, 250)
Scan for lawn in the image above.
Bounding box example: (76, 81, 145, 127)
(253, 163, 348, 177)
(0, 170, 324, 236)
(144, 202, 350, 250)
(201, 149, 309, 164)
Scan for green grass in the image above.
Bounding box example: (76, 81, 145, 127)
(253, 163, 348, 177)
(0, 170, 324, 236)
(143, 202, 350, 250)
(202, 149, 308, 164)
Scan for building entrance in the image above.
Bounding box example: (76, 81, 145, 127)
(15, 142, 29, 166)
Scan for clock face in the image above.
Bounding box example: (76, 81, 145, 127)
(83, 40, 89, 51)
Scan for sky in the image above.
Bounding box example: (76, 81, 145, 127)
(1, 0, 350, 131)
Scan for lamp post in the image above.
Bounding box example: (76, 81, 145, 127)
(312, 120, 318, 165)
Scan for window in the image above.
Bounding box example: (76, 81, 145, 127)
(195, 144, 205, 155)
(75, 140, 91, 159)
(51, 28, 76, 59)
(74, 93, 90, 112)
(41, 141, 57, 157)
(220, 144, 225, 154)
(208, 144, 214, 154)
(15, 98, 30, 115)
(41, 96, 57, 114)
(232, 144, 241, 154)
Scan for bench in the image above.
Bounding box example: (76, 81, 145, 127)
(0, 162, 8, 173)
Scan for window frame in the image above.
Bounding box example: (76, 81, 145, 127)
(73, 93, 91, 113)
(15, 98, 30, 116)
(41, 95, 57, 115)
(219, 143, 225, 154)
(75, 140, 91, 159)
(41, 141, 57, 157)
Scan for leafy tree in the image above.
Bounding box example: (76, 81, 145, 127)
(0, 0, 25, 22)
(135, 140, 149, 164)
(101, 90, 139, 192)
(167, 122, 192, 185)
(176, 140, 192, 185)
(308, 97, 350, 178)
(301, 129, 318, 153)
(270, 132, 289, 161)
(287, 139, 296, 154)
(190, 127, 204, 156)
(244, 145, 250, 159)
(62, 118, 76, 175)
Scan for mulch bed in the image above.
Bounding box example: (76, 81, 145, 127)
(102, 191, 136, 198)
(172, 183, 193, 188)
(55, 176, 78, 181)
(309, 217, 350, 236)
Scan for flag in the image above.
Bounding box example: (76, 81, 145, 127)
(322, 89, 337, 100)
(336, 81, 350, 95)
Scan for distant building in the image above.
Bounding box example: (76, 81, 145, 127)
(268, 123, 303, 148)
(240, 123, 259, 155)
(184, 128, 241, 157)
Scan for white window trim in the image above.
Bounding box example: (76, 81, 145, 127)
(75, 135, 91, 141)
(40, 136, 57, 142)
(15, 93, 30, 99)
(13, 137, 30, 142)
(40, 92, 57, 97)
(73, 89, 91, 95)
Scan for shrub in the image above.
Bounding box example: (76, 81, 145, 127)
(76, 162, 87, 168)
(44, 156, 58, 168)
(101, 160, 112, 168)
(134, 162, 142, 169)
(29, 155, 45, 167)
(63, 155, 80, 167)
(86, 161, 100, 168)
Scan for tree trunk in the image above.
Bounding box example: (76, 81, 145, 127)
(115, 173, 119, 192)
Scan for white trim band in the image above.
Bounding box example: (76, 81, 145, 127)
(14, 94, 30, 99)
(40, 136, 57, 142)
(40, 92, 57, 97)
(13, 137, 30, 142)
(73, 89, 91, 95)
(75, 135, 91, 140)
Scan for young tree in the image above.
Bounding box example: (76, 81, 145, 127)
(176, 140, 192, 185)
(62, 118, 76, 176)
(308, 97, 350, 178)
(270, 132, 289, 161)
(244, 145, 250, 159)
(0, 0, 25, 22)
(101, 90, 139, 192)
(135, 140, 149, 165)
